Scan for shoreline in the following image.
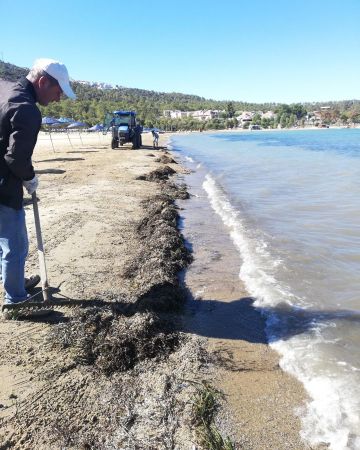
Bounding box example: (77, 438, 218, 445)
(173, 144, 318, 449)
(171, 129, 360, 450)
(0, 130, 320, 448)
(164, 124, 359, 137)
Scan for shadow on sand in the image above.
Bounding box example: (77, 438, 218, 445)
(34, 157, 85, 162)
(35, 168, 66, 174)
(183, 292, 360, 344)
(11, 279, 360, 346)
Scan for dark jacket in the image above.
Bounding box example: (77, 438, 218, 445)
(0, 78, 41, 210)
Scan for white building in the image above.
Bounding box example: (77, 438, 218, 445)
(261, 111, 276, 120)
(236, 111, 255, 125)
(163, 109, 222, 121)
(163, 110, 190, 119)
(77, 80, 114, 90)
(190, 110, 221, 121)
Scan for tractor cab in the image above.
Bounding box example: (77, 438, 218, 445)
(104, 111, 137, 129)
(103, 111, 142, 149)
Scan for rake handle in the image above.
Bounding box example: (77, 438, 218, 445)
(32, 192, 50, 301)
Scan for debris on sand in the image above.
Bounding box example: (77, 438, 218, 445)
(163, 182, 190, 199)
(49, 308, 181, 375)
(135, 165, 176, 182)
(123, 193, 192, 307)
(0, 151, 212, 450)
(154, 154, 178, 164)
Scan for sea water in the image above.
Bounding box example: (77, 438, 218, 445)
(170, 129, 360, 450)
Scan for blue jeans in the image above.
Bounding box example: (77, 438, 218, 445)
(0, 204, 29, 304)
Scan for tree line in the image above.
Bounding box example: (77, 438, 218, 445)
(1, 60, 360, 130)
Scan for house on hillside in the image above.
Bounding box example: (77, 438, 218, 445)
(190, 110, 221, 121)
(163, 110, 190, 119)
(163, 109, 222, 121)
(304, 111, 322, 126)
(236, 111, 255, 126)
(262, 111, 276, 120)
(77, 80, 114, 90)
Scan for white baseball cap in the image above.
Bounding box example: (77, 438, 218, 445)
(32, 58, 76, 99)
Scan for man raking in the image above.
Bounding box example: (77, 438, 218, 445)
(0, 58, 76, 308)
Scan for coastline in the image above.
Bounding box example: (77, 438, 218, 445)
(172, 124, 358, 137)
(173, 144, 321, 450)
(0, 130, 321, 448)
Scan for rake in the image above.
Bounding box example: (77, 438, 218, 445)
(32, 191, 50, 302)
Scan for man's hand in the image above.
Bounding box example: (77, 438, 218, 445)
(23, 176, 39, 195)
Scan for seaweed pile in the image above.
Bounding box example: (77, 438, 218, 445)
(154, 154, 178, 165)
(47, 163, 192, 372)
(124, 193, 192, 306)
(0, 159, 202, 450)
(135, 165, 176, 182)
(50, 308, 181, 375)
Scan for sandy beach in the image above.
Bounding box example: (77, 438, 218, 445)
(0, 130, 319, 449)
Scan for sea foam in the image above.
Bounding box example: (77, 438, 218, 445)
(202, 172, 360, 450)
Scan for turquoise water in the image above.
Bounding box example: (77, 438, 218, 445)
(171, 129, 360, 450)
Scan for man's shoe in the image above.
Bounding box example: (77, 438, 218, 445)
(25, 275, 41, 291)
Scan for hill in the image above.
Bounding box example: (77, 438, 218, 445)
(0, 60, 28, 81)
(1, 60, 360, 128)
(0, 60, 278, 127)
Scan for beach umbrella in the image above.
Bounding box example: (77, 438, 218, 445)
(67, 121, 88, 145)
(87, 124, 103, 131)
(41, 117, 60, 152)
(57, 117, 75, 124)
(67, 121, 88, 129)
(49, 122, 64, 128)
(51, 118, 74, 133)
(41, 117, 58, 152)
(42, 116, 60, 125)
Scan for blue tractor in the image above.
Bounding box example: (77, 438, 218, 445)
(103, 110, 142, 149)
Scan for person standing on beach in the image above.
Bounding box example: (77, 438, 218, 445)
(0, 58, 76, 305)
(152, 129, 159, 148)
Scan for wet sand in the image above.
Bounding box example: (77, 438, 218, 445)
(177, 153, 320, 449)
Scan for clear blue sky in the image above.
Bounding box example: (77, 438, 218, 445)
(1, 0, 359, 103)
